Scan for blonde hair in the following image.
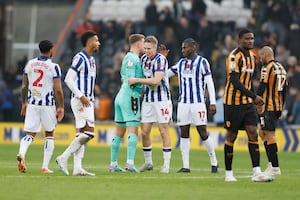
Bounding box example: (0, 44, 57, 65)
(145, 35, 158, 45)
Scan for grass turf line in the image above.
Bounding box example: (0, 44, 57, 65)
(0, 144, 299, 200)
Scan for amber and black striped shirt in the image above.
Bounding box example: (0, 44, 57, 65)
(259, 60, 288, 111)
(223, 48, 256, 105)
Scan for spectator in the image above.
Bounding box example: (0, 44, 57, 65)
(213, 34, 235, 92)
(265, 2, 292, 44)
(286, 56, 298, 78)
(286, 23, 300, 60)
(213, 86, 224, 126)
(289, 92, 300, 125)
(285, 86, 298, 124)
(172, 0, 185, 21)
(162, 27, 178, 65)
(189, 0, 207, 22)
(275, 44, 290, 66)
(144, 0, 159, 36)
(175, 16, 192, 47)
(195, 16, 215, 61)
(159, 6, 174, 36)
(0, 85, 14, 121)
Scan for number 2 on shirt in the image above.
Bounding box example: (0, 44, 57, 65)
(32, 69, 44, 87)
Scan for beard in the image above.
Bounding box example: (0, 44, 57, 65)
(93, 47, 99, 53)
(246, 44, 254, 50)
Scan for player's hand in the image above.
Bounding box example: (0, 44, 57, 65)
(20, 103, 27, 116)
(256, 104, 265, 115)
(278, 111, 283, 119)
(159, 44, 169, 57)
(254, 95, 264, 106)
(56, 107, 64, 122)
(80, 96, 91, 107)
(209, 104, 216, 115)
(128, 78, 137, 86)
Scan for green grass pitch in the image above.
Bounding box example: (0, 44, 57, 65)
(0, 144, 299, 200)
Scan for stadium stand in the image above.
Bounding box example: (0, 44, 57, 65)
(2, 0, 300, 127)
(89, 0, 251, 27)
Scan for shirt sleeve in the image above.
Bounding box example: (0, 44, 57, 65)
(53, 65, 62, 79)
(70, 54, 83, 72)
(154, 55, 167, 72)
(167, 61, 179, 78)
(64, 68, 83, 98)
(260, 65, 271, 84)
(204, 74, 216, 104)
(201, 58, 212, 76)
(228, 54, 240, 74)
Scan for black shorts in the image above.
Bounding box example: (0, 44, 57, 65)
(224, 104, 258, 131)
(259, 111, 281, 131)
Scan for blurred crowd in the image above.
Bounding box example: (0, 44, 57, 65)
(1, 0, 300, 126)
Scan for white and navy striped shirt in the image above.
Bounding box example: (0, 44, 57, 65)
(24, 56, 61, 106)
(68, 50, 96, 101)
(141, 53, 171, 102)
(169, 54, 212, 104)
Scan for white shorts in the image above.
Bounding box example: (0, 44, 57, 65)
(177, 102, 207, 126)
(24, 104, 57, 132)
(141, 100, 172, 123)
(71, 97, 95, 128)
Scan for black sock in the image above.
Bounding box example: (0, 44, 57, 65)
(264, 141, 271, 163)
(268, 143, 279, 167)
(224, 143, 233, 170)
(248, 143, 260, 167)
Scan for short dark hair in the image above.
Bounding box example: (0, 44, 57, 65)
(128, 34, 145, 45)
(238, 28, 253, 38)
(39, 40, 53, 53)
(183, 38, 198, 49)
(80, 31, 97, 47)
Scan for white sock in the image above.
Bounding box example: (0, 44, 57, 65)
(203, 136, 218, 166)
(180, 137, 190, 169)
(267, 162, 272, 167)
(19, 135, 34, 158)
(42, 137, 54, 169)
(73, 133, 84, 172)
(143, 146, 153, 164)
(110, 161, 118, 166)
(253, 166, 262, 175)
(74, 144, 85, 172)
(163, 147, 171, 169)
(60, 134, 89, 159)
(126, 160, 134, 165)
(226, 170, 234, 177)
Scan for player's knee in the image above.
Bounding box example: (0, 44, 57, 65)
(246, 130, 258, 141)
(258, 129, 265, 141)
(141, 130, 150, 137)
(226, 131, 238, 143)
(265, 132, 276, 144)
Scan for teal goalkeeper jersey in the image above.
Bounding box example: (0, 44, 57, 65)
(119, 51, 143, 97)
